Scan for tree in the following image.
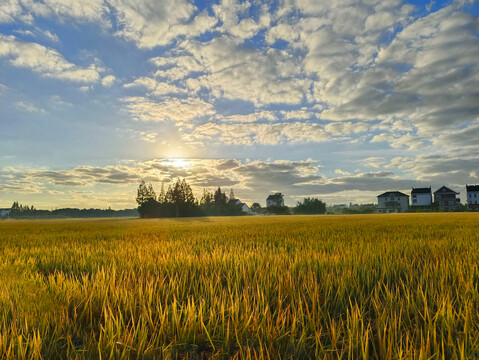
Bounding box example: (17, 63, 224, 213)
(229, 188, 235, 201)
(294, 197, 326, 215)
(136, 181, 157, 218)
(214, 187, 227, 207)
(251, 203, 261, 210)
(158, 183, 166, 204)
(200, 189, 214, 205)
(166, 179, 197, 217)
(136, 181, 156, 206)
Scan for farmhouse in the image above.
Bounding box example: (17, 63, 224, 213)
(411, 187, 432, 208)
(377, 191, 409, 213)
(228, 198, 252, 214)
(0, 208, 11, 219)
(466, 184, 479, 210)
(266, 193, 284, 207)
(433, 186, 460, 211)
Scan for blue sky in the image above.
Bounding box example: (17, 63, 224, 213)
(0, 0, 478, 209)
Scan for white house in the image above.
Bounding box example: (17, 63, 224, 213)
(466, 184, 479, 210)
(229, 199, 252, 214)
(0, 208, 11, 219)
(411, 187, 432, 207)
(239, 202, 252, 215)
(377, 191, 409, 213)
(266, 193, 284, 207)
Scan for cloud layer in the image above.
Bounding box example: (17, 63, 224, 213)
(0, 0, 478, 208)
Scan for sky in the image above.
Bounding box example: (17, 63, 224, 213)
(0, 0, 478, 209)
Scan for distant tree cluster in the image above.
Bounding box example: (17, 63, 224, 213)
(136, 179, 246, 218)
(341, 204, 377, 214)
(8, 202, 138, 219)
(294, 197, 326, 214)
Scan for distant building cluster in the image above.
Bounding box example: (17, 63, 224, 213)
(377, 185, 479, 213)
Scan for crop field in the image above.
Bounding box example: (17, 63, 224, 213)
(0, 214, 478, 359)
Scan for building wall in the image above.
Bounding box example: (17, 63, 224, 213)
(377, 196, 409, 213)
(434, 193, 459, 210)
(411, 193, 432, 206)
(467, 191, 479, 208)
(267, 199, 284, 207)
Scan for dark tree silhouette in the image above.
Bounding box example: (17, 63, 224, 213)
(294, 197, 326, 214)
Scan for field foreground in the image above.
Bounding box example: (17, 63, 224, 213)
(0, 214, 478, 359)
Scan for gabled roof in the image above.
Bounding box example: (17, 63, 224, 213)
(466, 184, 479, 192)
(433, 186, 459, 195)
(411, 187, 431, 194)
(377, 191, 409, 198)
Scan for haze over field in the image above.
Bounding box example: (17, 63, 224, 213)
(1, 0, 478, 209)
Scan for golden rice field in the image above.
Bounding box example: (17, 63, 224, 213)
(0, 214, 479, 359)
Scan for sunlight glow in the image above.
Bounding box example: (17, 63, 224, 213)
(168, 158, 190, 169)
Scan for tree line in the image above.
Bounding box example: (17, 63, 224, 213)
(136, 179, 246, 218)
(5, 201, 138, 219)
(136, 179, 327, 218)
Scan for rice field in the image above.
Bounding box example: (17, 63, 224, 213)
(0, 214, 478, 359)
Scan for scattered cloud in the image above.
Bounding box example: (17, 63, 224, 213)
(101, 75, 116, 87)
(14, 100, 46, 114)
(122, 97, 215, 123)
(0, 35, 101, 82)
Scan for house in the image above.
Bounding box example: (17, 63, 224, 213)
(0, 208, 11, 219)
(411, 187, 432, 207)
(266, 193, 284, 207)
(377, 191, 409, 213)
(228, 198, 252, 214)
(433, 186, 460, 211)
(466, 184, 479, 210)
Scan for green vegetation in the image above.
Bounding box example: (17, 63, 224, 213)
(294, 197, 326, 214)
(0, 214, 478, 359)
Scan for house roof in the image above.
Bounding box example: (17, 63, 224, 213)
(267, 194, 282, 200)
(411, 187, 431, 194)
(377, 191, 409, 198)
(433, 186, 459, 194)
(466, 184, 479, 192)
(0, 208, 11, 211)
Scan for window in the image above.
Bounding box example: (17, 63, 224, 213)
(413, 199, 417, 203)
(475, 193, 477, 198)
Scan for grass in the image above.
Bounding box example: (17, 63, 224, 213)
(0, 214, 478, 359)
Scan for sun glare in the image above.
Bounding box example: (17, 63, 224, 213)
(169, 158, 189, 168)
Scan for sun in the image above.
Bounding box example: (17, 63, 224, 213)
(169, 158, 189, 168)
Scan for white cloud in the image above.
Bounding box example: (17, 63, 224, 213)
(182, 36, 310, 105)
(122, 96, 215, 123)
(0, 35, 101, 83)
(111, 0, 216, 48)
(14, 100, 46, 114)
(123, 76, 186, 95)
(0, 0, 23, 23)
(23, 0, 107, 23)
(335, 169, 351, 176)
(101, 75, 116, 87)
(187, 122, 330, 145)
